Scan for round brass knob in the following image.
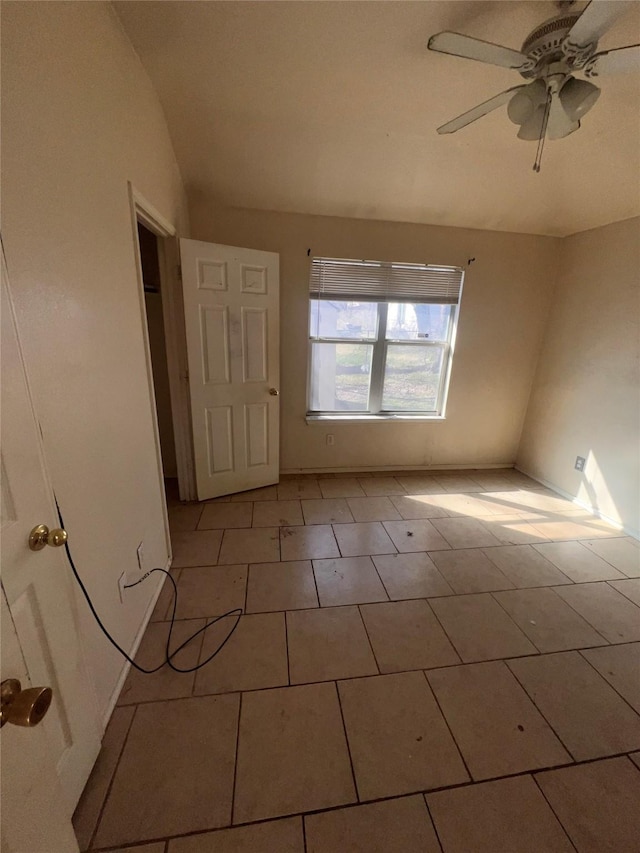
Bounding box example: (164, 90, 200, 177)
(269, 388, 279, 396)
(28, 524, 68, 551)
(1, 679, 53, 728)
(47, 528, 68, 547)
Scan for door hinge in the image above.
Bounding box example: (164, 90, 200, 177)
(176, 264, 182, 281)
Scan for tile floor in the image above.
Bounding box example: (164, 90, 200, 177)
(73, 469, 640, 853)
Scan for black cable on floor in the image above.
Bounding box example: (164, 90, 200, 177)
(55, 498, 242, 674)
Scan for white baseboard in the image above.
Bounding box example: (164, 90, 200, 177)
(101, 560, 170, 730)
(515, 466, 638, 541)
(280, 463, 515, 475)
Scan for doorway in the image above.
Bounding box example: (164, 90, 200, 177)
(138, 222, 178, 497)
(128, 184, 196, 504)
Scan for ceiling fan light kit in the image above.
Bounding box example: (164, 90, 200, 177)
(507, 79, 547, 124)
(559, 76, 601, 119)
(427, 0, 639, 171)
(517, 104, 548, 140)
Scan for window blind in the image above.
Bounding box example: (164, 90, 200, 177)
(309, 257, 464, 305)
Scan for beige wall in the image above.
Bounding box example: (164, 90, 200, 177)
(518, 217, 640, 537)
(2, 2, 189, 720)
(189, 199, 560, 472)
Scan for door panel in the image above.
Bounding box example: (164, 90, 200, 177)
(206, 406, 234, 474)
(242, 307, 268, 382)
(1, 255, 101, 826)
(201, 305, 230, 385)
(180, 240, 280, 499)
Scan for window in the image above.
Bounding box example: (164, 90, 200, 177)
(307, 257, 464, 417)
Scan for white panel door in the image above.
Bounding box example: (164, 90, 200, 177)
(1, 254, 101, 840)
(180, 240, 280, 499)
(1, 590, 79, 853)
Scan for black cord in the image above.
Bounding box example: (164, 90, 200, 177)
(55, 498, 242, 674)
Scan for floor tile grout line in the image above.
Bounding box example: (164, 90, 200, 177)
(284, 611, 291, 685)
(333, 680, 360, 804)
(420, 669, 472, 783)
(422, 597, 464, 667)
(585, 544, 640, 579)
(368, 556, 392, 602)
(242, 565, 249, 615)
(433, 556, 516, 597)
(576, 647, 640, 718)
(355, 605, 381, 675)
(466, 546, 532, 589)
(309, 558, 322, 609)
(229, 691, 243, 828)
(86, 702, 139, 852)
(480, 544, 576, 586)
(114, 637, 640, 707)
(605, 577, 640, 602)
(190, 617, 209, 694)
(421, 793, 446, 853)
(89, 748, 640, 852)
(544, 584, 614, 646)
(503, 658, 578, 762)
(530, 773, 580, 853)
(487, 587, 597, 656)
(93, 804, 312, 851)
(175, 515, 626, 551)
(158, 573, 633, 605)
(329, 522, 344, 559)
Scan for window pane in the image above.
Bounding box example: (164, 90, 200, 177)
(310, 300, 378, 340)
(386, 303, 452, 341)
(382, 345, 444, 411)
(310, 343, 373, 411)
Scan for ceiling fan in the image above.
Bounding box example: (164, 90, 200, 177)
(428, 0, 640, 170)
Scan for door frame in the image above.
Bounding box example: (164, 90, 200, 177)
(127, 184, 196, 505)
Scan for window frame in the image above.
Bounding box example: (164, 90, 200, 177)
(306, 299, 459, 419)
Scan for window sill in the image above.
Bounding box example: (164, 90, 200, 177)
(306, 414, 446, 423)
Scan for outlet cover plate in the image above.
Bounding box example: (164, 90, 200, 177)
(575, 456, 586, 472)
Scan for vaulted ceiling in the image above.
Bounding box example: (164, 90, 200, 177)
(115, 1, 640, 236)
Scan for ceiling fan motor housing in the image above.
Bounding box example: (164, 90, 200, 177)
(520, 13, 593, 78)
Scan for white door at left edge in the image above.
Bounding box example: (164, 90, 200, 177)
(1, 590, 79, 853)
(1, 251, 101, 849)
(180, 239, 280, 500)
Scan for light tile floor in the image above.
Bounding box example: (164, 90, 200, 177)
(74, 469, 640, 852)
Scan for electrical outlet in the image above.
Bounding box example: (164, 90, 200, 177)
(118, 571, 127, 603)
(575, 456, 586, 472)
(137, 541, 144, 571)
(326, 434, 335, 446)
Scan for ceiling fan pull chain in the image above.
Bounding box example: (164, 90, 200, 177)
(533, 91, 552, 173)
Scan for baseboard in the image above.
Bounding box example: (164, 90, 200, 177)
(101, 559, 170, 730)
(515, 466, 638, 541)
(280, 463, 515, 475)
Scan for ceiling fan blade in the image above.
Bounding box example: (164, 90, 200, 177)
(547, 95, 580, 140)
(428, 32, 528, 69)
(584, 43, 640, 76)
(437, 86, 526, 134)
(565, 0, 634, 49)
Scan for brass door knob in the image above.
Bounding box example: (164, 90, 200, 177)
(28, 524, 68, 551)
(269, 388, 279, 396)
(1, 679, 53, 728)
